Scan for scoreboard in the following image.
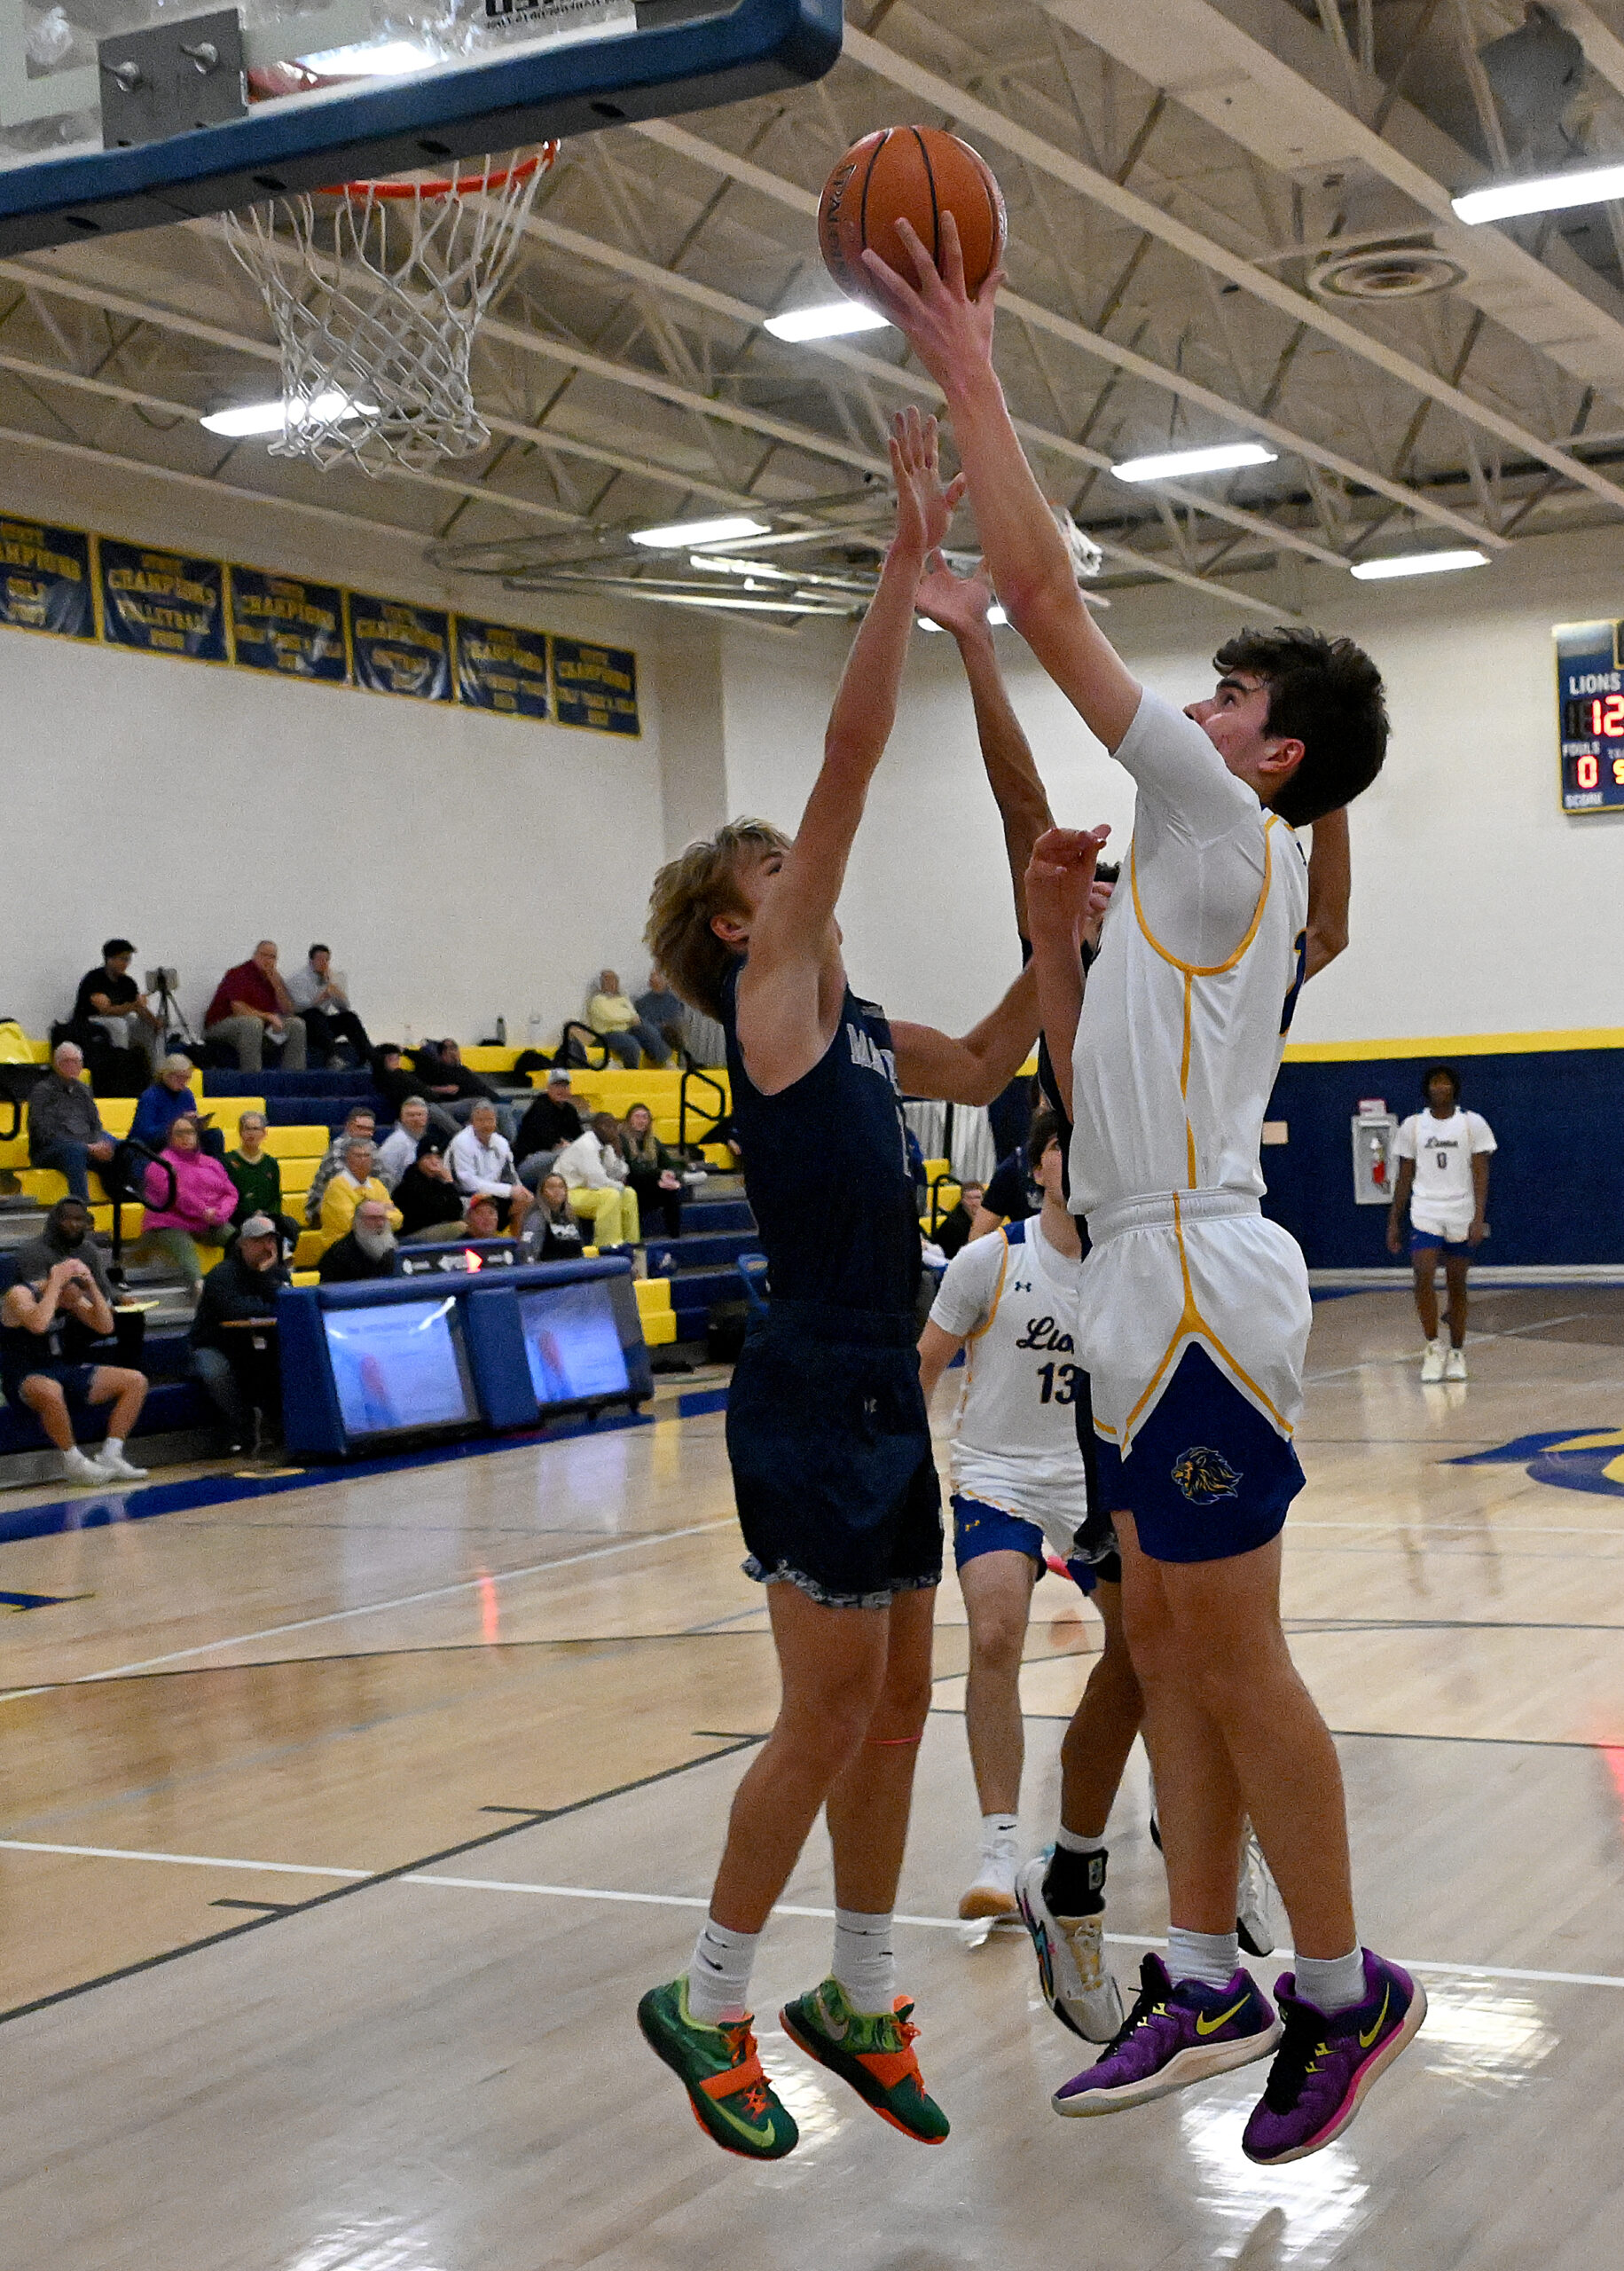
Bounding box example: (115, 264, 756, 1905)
(1556, 620, 1624, 814)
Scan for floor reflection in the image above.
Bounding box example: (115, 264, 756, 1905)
(1417, 1978, 1558, 2092)
(1179, 2091, 1369, 2267)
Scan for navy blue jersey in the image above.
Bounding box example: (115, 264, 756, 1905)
(721, 960, 921, 1316)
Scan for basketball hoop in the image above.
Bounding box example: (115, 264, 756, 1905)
(223, 145, 559, 475)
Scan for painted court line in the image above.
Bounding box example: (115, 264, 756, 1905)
(3, 1839, 1619, 1992)
(0, 1518, 734, 1704)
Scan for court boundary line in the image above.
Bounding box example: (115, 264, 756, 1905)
(2, 1835, 1618, 1996)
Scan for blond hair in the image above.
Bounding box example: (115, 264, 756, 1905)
(645, 820, 790, 1023)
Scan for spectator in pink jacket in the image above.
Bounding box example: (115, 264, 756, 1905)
(139, 1116, 239, 1301)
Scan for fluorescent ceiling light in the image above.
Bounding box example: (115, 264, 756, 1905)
(1348, 548, 1490, 580)
(764, 302, 891, 342)
(631, 515, 769, 549)
(297, 39, 437, 75)
(1453, 163, 1624, 224)
(200, 389, 369, 437)
(1113, 442, 1277, 482)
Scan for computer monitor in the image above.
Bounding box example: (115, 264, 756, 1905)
(518, 1275, 631, 1411)
(320, 1292, 479, 1441)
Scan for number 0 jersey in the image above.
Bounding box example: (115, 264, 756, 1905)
(929, 1215, 1090, 1548)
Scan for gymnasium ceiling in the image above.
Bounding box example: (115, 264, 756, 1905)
(10, 0, 1624, 621)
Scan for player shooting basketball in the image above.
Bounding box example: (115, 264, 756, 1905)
(867, 216, 1426, 2168)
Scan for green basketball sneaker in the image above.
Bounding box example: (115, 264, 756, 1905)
(637, 1977, 799, 2160)
(779, 1976, 950, 2142)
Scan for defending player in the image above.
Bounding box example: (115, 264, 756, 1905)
(917, 1107, 1138, 2041)
(1386, 1065, 1495, 1380)
(637, 408, 1109, 2161)
(867, 223, 1425, 2165)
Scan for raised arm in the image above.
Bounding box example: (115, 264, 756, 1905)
(917, 562, 1053, 933)
(737, 408, 961, 1093)
(1022, 827, 1112, 1104)
(863, 219, 1142, 756)
(1304, 807, 1350, 980)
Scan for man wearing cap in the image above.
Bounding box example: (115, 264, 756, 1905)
(514, 1068, 585, 1191)
(190, 1214, 289, 1453)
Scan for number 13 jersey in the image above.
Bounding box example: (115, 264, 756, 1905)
(929, 1215, 1090, 1545)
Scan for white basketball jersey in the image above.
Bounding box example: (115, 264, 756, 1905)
(1069, 693, 1309, 1221)
(929, 1216, 1090, 1544)
(1396, 1109, 1495, 1230)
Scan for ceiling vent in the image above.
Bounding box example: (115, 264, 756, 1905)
(1307, 238, 1469, 302)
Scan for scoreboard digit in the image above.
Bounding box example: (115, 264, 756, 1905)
(1555, 620, 1624, 813)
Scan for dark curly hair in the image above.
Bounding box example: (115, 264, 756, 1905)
(1212, 626, 1388, 827)
(1027, 1107, 1063, 1169)
(1422, 1064, 1461, 1101)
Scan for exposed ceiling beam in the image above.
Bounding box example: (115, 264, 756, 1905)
(842, 21, 1624, 515)
(632, 117, 1504, 546)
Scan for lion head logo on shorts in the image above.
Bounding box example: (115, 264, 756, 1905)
(1171, 1447, 1242, 1505)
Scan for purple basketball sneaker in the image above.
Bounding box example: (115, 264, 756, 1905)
(1052, 1952, 1282, 2117)
(1242, 1950, 1426, 2165)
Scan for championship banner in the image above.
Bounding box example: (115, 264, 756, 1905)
(453, 615, 550, 718)
(551, 635, 639, 735)
(346, 591, 452, 701)
(98, 539, 228, 660)
(230, 566, 349, 682)
(0, 516, 93, 639)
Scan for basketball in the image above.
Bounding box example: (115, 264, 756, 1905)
(819, 125, 1007, 305)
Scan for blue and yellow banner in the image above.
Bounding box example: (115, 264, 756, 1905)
(0, 516, 93, 639)
(98, 539, 228, 660)
(347, 591, 452, 702)
(454, 615, 551, 719)
(230, 566, 348, 682)
(552, 636, 639, 736)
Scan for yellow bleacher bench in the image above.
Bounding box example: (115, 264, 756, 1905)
(633, 1277, 676, 1348)
(263, 1126, 330, 1159)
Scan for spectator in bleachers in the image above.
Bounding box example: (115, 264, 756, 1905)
(393, 1135, 467, 1242)
(932, 1181, 985, 1261)
(525, 1173, 587, 1261)
(12, 1197, 145, 1373)
(634, 969, 691, 1065)
(588, 969, 671, 1069)
(224, 1111, 301, 1258)
(370, 1044, 462, 1140)
(72, 940, 164, 1073)
(446, 1103, 531, 1235)
(515, 1069, 585, 1189)
(376, 1096, 431, 1190)
(420, 1041, 519, 1140)
(318, 1198, 397, 1283)
(137, 1116, 239, 1298)
(131, 1054, 204, 1155)
(621, 1102, 686, 1240)
(555, 1112, 639, 1249)
(189, 1214, 288, 1454)
(204, 940, 308, 1073)
(305, 1107, 378, 1227)
(318, 1138, 402, 1246)
(27, 1042, 117, 1204)
(415, 1189, 503, 1247)
(0, 1246, 149, 1484)
(285, 946, 372, 1067)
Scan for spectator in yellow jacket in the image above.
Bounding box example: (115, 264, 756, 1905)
(587, 968, 672, 1070)
(318, 1137, 403, 1246)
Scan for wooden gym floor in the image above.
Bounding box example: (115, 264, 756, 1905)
(1, 1286, 1620, 2268)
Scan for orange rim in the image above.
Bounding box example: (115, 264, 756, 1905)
(318, 144, 559, 200)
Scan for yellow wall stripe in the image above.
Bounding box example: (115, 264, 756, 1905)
(1283, 1027, 1624, 1062)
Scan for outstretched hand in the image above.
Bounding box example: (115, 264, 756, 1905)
(1026, 826, 1111, 946)
(864, 211, 1003, 397)
(889, 405, 966, 561)
(915, 554, 994, 639)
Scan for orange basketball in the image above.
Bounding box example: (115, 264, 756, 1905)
(819, 126, 1007, 306)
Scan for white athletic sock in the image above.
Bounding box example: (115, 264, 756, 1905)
(1166, 1925, 1240, 1992)
(980, 1811, 1019, 1853)
(832, 1907, 897, 2014)
(1296, 1946, 1367, 2015)
(686, 1917, 759, 2025)
(103, 1438, 123, 1461)
(1055, 1825, 1107, 1857)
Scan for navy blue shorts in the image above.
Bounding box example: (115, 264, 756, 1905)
(952, 1494, 1116, 1591)
(726, 1301, 942, 1609)
(0, 1360, 98, 1410)
(1409, 1225, 1471, 1258)
(1094, 1341, 1304, 1565)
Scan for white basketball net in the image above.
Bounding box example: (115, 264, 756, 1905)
(224, 145, 557, 475)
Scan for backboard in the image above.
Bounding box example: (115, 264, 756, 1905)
(0, 0, 842, 255)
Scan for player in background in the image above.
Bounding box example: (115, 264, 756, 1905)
(867, 220, 1424, 2168)
(917, 1109, 1138, 2040)
(1386, 1066, 1495, 1381)
(637, 408, 1109, 2162)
